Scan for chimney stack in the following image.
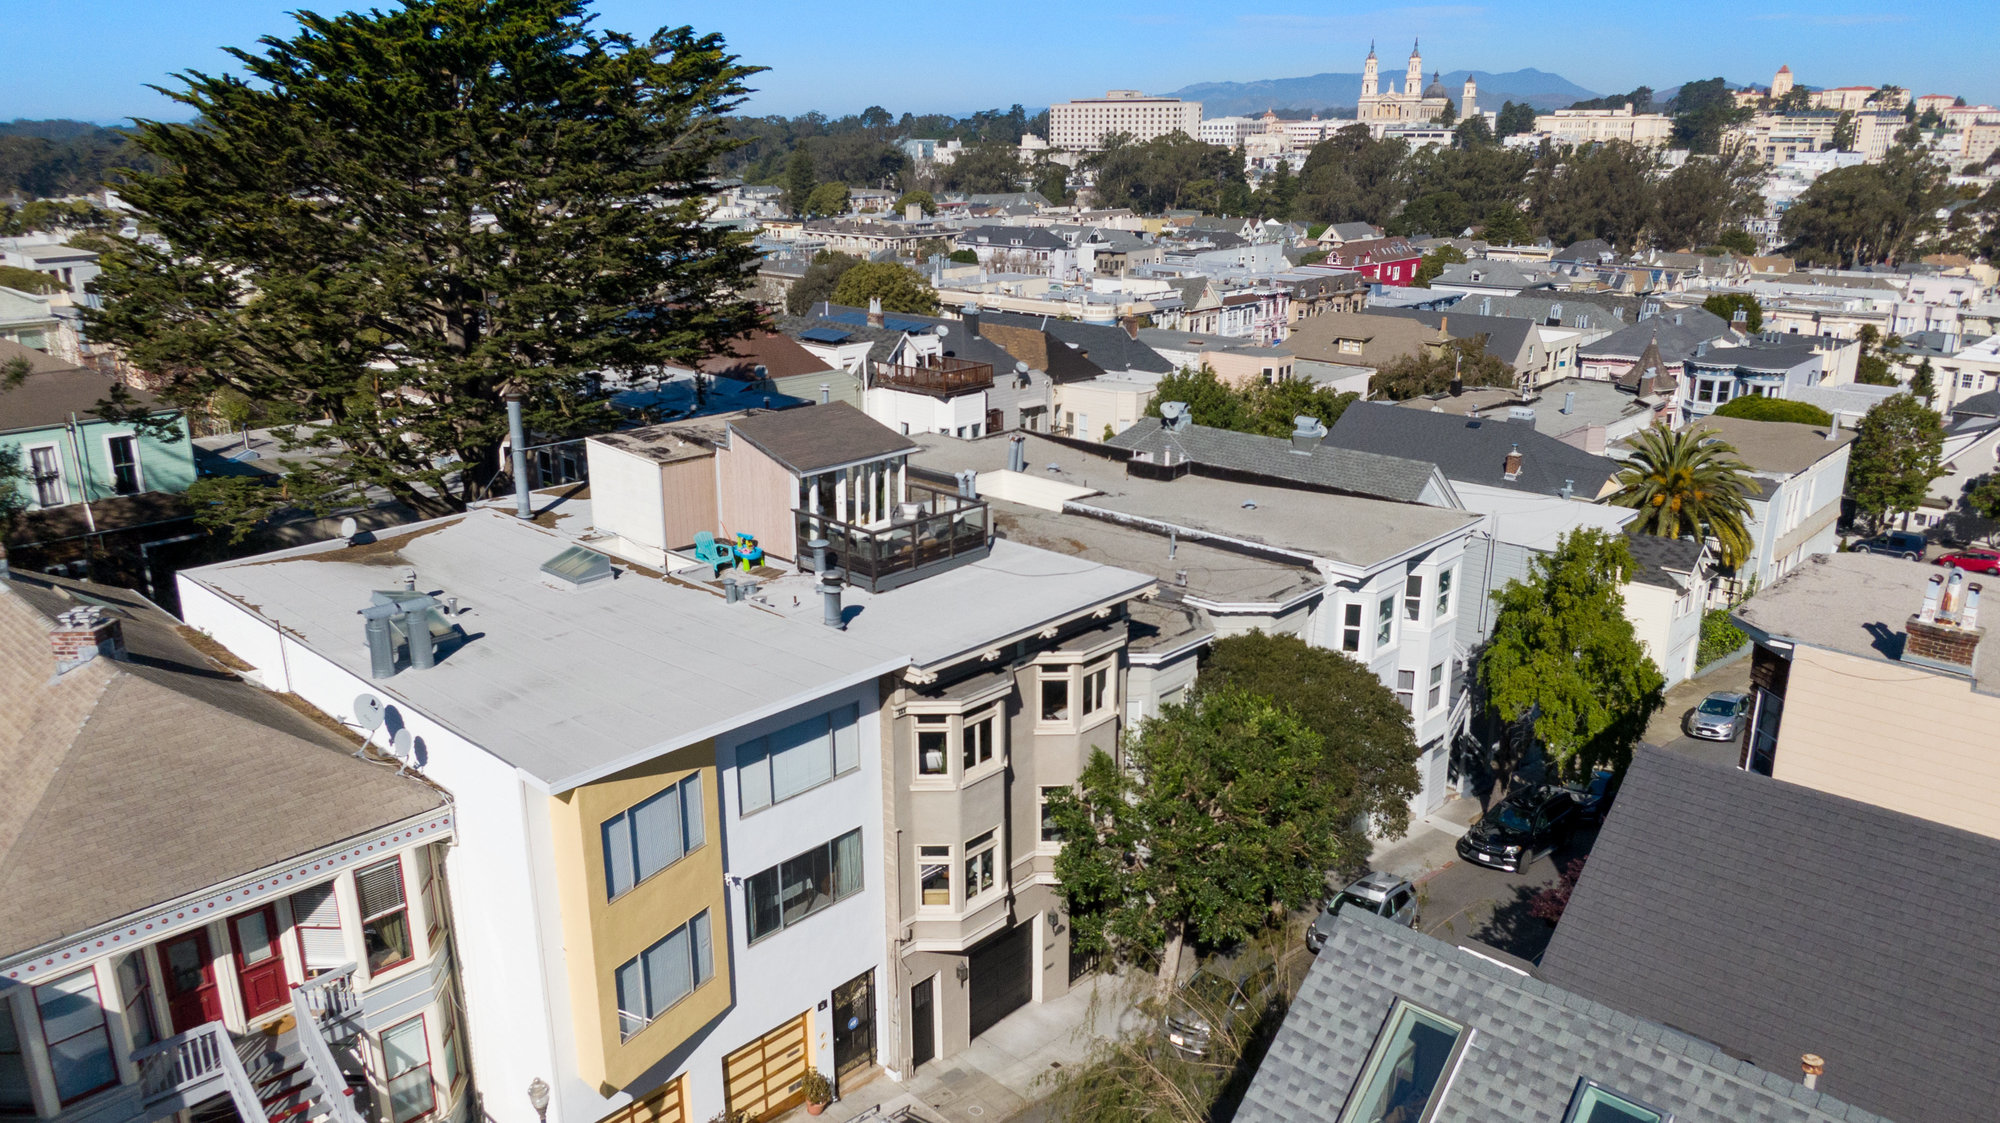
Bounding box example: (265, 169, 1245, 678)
(1503, 443, 1523, 479)
(1905, 574, 1985, 675)
(819, 382, 831, 405)
(867, 297, 885, 327)
(1826, 415, 1840, 441)
(963, 303, 982, 338)
(501, 378, 533, 520)
(905, 202, 922, 222)
(1801, 1054, 1825, 1091)
(1290, 415, 1328, 454)
(820, 572, 846, 630)
(49, 606, 124, 674)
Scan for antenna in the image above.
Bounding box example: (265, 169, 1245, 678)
(390, 727, 414, 767)
(353, 694, 385, 757)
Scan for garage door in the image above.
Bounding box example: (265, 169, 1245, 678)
(723, 1012, 809, 1122)
(596, 1076, 686, 1123)
(967, 921, 1033, 1040)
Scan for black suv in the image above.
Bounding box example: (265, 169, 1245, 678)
(1852, 530, 1927, 560)
(1456, 787, 1577, 873)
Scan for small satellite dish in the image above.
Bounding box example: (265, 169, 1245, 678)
(339, 517, 359, 539)
(934, 325, 949, 337)
(1014, 360, 1029, 374)
(354, 694, 385, 732)
(390, 728, 414, 761)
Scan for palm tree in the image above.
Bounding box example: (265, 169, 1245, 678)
(1611, 424, 1756, 568)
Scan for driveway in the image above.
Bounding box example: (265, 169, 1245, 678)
(1411, 822, 1596, 967)
(1645, 653, 1753, 768)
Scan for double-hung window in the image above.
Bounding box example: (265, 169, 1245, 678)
(0, 996, 31, 1114)
(919, 846, 952, 907)
(1039, 787, 1066, 849)
(1040, 674, 1071, 722)
(1404, 574, 1424, 623)
(738, 703, 861, 813)
(1376, 596, 1395, 647)
(614, 911, 715, 1040)
(116, 953, 158, 1050)
(1435, 566, 1454, 619)
(292, 882, 346, 976)
(962, 709, 996, 771)
(963, 831, 998, 901)
(356, 859, 413, 973)
(1396, 670, 1416, 714)
(602, 774, 704, 899)
(35, 970, 116, 1104)
(744, 830, 865, 943)
(1342, 603, 1363, 652)
(1081, 665, 1111, 718)
(382, 1016, 434, 1123)
(1428, 663, 1445, 711)
(1338, 1001, 1465, 1123)
(917, 716, 950, 776)
(106, 436, 140, 495)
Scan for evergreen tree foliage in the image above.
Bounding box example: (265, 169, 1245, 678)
(937, 143, 1026, 194)
(1702, 292, 1763, 333)
(1494, 100, 1537, 138)
(1710, 396, 1831, 425)
(1292, 126, 1409, 225)
(803, 181, 850, 217)
(1527, 141, 1659, 249)
(1846, 392, 1945, 527)
(1411, 244, 1466, 287)
(784, 146, 817, 215)
(828, 262, 938, 314)
(88, 0, 765, 515)
(1479, 529, 1665, 775)
(1610, 424, 1756, 567)
(1370, 337, 1513, 400)
(1650, 148, 1762, 250)
(785, 251, 860, 316)
(1087, 133, 1249, 215)
(1781, 148, 1953, 265)
(892, 189, 935, 215)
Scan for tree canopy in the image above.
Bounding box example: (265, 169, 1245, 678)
(1610, 424, 1756, 567)
(784, 251, 860, 316)
(89, 0, 764, 516)
(1701, 292, 1763, 333)
(1781, 148, 1953, 266)
(1293, 126, 1408, 226)
(1846, 392, 1945, 527)
(1087, 133, 1248, 215)
(1371, 337, 1514, 401)
(1142, 365, 1357, 437)
(1710, 396, 1831, 425)
(1479, 529, 1665, 776)
(828, 261, 938, 314)
(803, 181, 851, 218)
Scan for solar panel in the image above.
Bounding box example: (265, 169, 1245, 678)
(798, 327, 851, 343)
(883, 317, 934, 333)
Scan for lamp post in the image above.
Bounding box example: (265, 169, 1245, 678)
(527, 1079, 551, 1123)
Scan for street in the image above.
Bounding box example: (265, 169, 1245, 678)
(1414, 824, 1594, 966)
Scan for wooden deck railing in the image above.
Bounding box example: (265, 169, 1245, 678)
(872, 357, 994, 397)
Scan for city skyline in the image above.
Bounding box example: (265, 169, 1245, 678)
(3, 0, 1996, 125)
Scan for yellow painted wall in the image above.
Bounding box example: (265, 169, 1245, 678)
(549, 743, 730, 1090)
(1773, 645, 2000, 840)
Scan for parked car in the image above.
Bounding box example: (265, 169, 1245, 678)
(1164, 953, 1278, 1058)
(1456, 787, 1577, 873)
(1851, 530, 1927, 560)
(1686, 691, 1750, 741)
(1935, 548, 2000, 575)
(1306, 872, 1419, 953)
(1563, 768, 1619, 825)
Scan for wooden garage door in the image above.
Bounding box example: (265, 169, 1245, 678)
(723, 1012, 810, 1121)
(597, 1076, 686, 1123)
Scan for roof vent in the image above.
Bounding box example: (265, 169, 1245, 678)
(1508, 406, 1536, 422)
(1562, 391, 1576, 415)
(1290, 415, 1327, 454)
(360, 591, 452, 678)
(541, 545, 614, 588)
(1560, 479, 1574, 499)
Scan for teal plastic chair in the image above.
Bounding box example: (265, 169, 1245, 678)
(693, 531, 733, 576)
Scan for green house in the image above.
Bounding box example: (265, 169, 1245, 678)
(0, 340, 196, 517)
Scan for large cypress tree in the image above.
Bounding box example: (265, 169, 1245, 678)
(90, 0, 766, 513)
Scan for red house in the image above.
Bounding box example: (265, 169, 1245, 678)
(1318, 236, 1423, 287)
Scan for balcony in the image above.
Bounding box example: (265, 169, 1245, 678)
(873, 356, 994, 398)
(797, 480, 991, 593)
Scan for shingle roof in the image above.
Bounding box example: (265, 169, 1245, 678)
(1104, 419, 1446, 504)
(1541, 748, 2000, 1123)
(1329, 402, 1622, 497)
(1949, 388, 2000, 419)
(983, 312, 1173, 375)
(0, 339, 167, 432)
(0, 573, 443, 957)
(699, 331, 838, 380)
(1238, 907, 1887, 1123)
(727, 401, 917, 474)
(1373, 307, 1537, 369)
(1621, 529, 1704, 588)
(958, 225, 1068, 250)
(1579, 314, 1731, 363)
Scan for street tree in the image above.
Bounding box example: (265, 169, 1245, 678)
(1479, 529, 1665, 776)
(1610, 424, 1757, 567)
(784, 251, 860, 316)
(1371, 337, 1514, 400)
(1412, 244, 1467, 287)
(1966, 473, 2000, 528)
(89, 0, 765, 516)
(828, 262, 938, 314)
(803, 181, 850, 217)
(784, 147, 817, 216)
(1846, 392, 1945, 528)
(1046, 690, 1347, 988)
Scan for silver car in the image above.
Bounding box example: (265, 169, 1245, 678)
(1306, 872, 1419, 953)
(1687, 691, 1749, 740)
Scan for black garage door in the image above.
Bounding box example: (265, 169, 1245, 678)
(967, 921, 1034, 1039)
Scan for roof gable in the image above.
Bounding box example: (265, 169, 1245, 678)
(1329, 402, 1621, 496)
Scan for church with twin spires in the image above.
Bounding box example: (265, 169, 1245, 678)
(1357, 40, 1476, 123)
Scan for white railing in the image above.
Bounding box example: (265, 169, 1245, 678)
(292, 965, 371, 1123)
(133, 1022, 265, 1122)
(294, 964, 363, 1033)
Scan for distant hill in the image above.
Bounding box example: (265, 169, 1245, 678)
(1168, 68, 1599, 118)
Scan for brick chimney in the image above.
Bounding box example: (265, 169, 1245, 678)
(1904, 571, 1983, 675)
(49, 605, 125, 674)
(1503, 443, 1523, 479)
(867, 296, 884, 327)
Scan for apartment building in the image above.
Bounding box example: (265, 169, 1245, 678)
(1671, 416, 1854, 600)
(1048, 91, 1200, 151)
(1, 571, 465, 1123)
(178, 404, 1154, 1123)
(1529, 106, 1674, 146)
(1678, 335, 1826, 421)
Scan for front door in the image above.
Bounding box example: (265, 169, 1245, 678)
(830, 970, 875, 1087)
(908, 977, 935, 1071)
(159, 930, 222, 1032)
(230, 906, 289, 1020)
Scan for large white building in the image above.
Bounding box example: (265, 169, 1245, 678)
(1530, 106, 1674, 147)
(1048, 90, 1200, 151)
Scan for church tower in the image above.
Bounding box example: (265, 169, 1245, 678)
(1771, 65, 1794, 100)
(1406, 40, 1423, 96)
(1461, 74, 1478, 120)
(1362, 42, 1379, 99)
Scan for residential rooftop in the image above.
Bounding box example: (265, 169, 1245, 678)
(1681, 415, 1855, 476)
(1329, 402, 1624, 499)
(729, 400, 918, 474)
(1104, 416, 1453, 505)
(1396, 377, 1653, 439)
(0, 339, 167, 431)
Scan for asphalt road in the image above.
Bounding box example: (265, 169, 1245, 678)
(1414, 822, 1597, 967)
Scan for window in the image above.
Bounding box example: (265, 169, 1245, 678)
(1039, 787, 1065, 848)
(356, 859, 413, 973)
(602, 774, 705, 899)
(1562, 1081, 1666, 1123)
(1341, 603, 1363, 652)
(1040, 674, 1071, 722)
(917, 716, 949, 776)
(919, 846, 952, 907)
(1404, 575, 1423, 622)
(614, 911, 715, 1040)
(28, 446, 63, 507)
(1, 997, 35, 1115)
(438, 1001, 464, 1093)
(292, 882, 345, 975)
(36, 970, 116, 1104)
(1427, 663, 1444, 711)
(744, 829, 865, 943)
(1338, 1001, 1465, 1123)
(963, 709, 996, 770)
(1396, 670, 1416, 714)
(382, 1017, 434, 1123)
(115, 952, 158, 1050)
(1377, 596, 1394, 646)
(107, 436, 140, 495)
(1435, 567, 1454, 619)
(738, 703, 861, 813)
(1960, 371, 1976, 389)
(963, 831, 998, 901)
(418, 849, 444, 948)
(1082, 665, 1111, 717)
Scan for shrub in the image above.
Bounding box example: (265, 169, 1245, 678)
(1710, 396, 1832, 426)
(1696, 607, 1747, 667)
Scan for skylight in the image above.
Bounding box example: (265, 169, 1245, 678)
(541, 545, 613, 587)
(1339, 1000, 1466, 1123)
(1563, 1081, 1667, 1123)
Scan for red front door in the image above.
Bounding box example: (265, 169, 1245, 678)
(231, 906, 290, 1020)
(159, 930, 222, 1032)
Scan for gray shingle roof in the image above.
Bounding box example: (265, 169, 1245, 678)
(1328, 402, 1621, 497)
(1373, 307, 1536, 368)
(1238, 908, 1887, 1123)
(1579, 315, 1732, 363)
(728, 401, 917, 473)
(1104, 419, 1446, 504)
(981, 312, 1173, 375)
(1620, 529, 1704, 588)
(1541, 748, 2000, 1123)
(1951, 388, 2000, 419)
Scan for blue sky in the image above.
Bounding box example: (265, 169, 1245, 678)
(3, 0, 1993, 123)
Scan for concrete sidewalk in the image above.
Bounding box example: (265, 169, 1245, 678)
(1369, 795, 1486, 885)
(813, 972, 1146, 1123)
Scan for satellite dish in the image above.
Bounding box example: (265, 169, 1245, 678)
(390, 728, 414, 761)
(1014, 360, 1029, 374)
(354, 694, 385, 732)
(934, 325, 949, 337)
(339, 517, 359, 539)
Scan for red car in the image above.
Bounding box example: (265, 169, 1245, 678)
(1934, 549, 2000, 575)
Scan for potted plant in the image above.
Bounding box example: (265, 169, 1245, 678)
(800, 1068, 833, 1116)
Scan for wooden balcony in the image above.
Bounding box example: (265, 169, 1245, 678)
(797, 480, 991, 593)
(873, 356, 994, 398)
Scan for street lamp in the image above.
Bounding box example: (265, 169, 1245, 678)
(527, 1079, 550, 1123)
